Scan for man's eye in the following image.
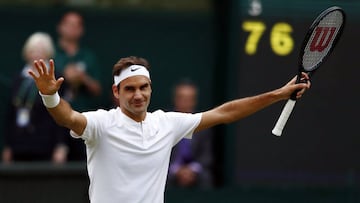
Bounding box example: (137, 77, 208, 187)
(125, 87, 134, 91)
(140, 84, 149, 90)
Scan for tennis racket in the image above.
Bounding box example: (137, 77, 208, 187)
(272, 6, 346, 136)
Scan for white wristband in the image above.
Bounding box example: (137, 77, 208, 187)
(39, 91, 60, 108)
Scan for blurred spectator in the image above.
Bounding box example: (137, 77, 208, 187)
(2, 32, 68, 164)
(55, 11, 102, 110)
(168, 79, 214, 188)
(54, 11, 103, 161)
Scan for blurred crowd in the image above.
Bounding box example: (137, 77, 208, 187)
(2, 11, 103, 164)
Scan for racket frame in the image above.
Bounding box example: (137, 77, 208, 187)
(272, 6, 346, 136)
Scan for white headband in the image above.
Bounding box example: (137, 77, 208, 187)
(114, 65, 150, 86)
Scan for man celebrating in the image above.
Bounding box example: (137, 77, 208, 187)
(29, 56, 310, 203)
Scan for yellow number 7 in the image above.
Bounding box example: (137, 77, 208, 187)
(242, 21, 266, 55)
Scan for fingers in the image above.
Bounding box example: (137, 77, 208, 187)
(56, 77, 65, 89)
(283, 72, 311, 100)
(39, 59, 48, 75)
(33, 59, 51, 76)
(28, 69, 38, 80)
(31, 59, 58, 81)
(49, 59, 55, 77)
(294, 82, 311, 99)
(33, 60, 46, 76)
(288, 72, 310, 85)
(301, 72, 310, 81)
(33, 60, 43, 75)
(301, 72, 311, 88)
(296, 88, 306, 99)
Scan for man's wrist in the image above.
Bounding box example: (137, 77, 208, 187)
(39, 91, 60, 108)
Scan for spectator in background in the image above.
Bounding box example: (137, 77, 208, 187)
(55, 11, 103, 161)
(168, 79, 214, 188)
(55, 11, 102, 111)
(2, 32, 68, 164)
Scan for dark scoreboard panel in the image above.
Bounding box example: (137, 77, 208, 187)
(232, 1, 360, 185)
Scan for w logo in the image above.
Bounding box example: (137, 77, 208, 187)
(310, 27, 336, 52)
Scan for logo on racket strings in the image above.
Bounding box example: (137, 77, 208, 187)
(310, 27, 336, 52)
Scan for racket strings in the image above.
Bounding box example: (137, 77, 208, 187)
(302, 10, 344, 71)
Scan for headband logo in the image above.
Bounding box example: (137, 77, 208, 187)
(113, 65, 150, 86)
(131, 66, 141, 72)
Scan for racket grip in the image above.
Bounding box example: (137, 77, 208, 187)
(272, 99, 297, 136)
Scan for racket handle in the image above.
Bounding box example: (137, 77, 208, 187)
(272, 99, 297, 136)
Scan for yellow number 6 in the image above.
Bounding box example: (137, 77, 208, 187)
(270, 22, 294, 56)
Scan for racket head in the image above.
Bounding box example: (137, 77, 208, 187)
(298, 6, 346, 75)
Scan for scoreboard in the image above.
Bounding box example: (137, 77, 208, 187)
(230, 0, 360, 186)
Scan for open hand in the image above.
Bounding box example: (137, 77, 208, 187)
(28, 59, 64, 95)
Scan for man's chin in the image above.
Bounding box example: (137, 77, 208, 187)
(132, 106, 147, 114)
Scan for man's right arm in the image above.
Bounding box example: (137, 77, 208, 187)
(29, 59, 87, 136)
(47, 98, 87, 136)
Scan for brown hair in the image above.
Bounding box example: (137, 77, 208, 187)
(112, 56, 151, 78)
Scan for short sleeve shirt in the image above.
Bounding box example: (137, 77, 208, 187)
(71, 107, 202, 203)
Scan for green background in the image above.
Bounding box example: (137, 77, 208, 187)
(0, 0, 360, 202)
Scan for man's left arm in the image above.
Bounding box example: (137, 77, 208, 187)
(195, 74, 310, 132)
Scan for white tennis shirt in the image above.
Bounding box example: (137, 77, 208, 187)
(71, 107, 202, 203)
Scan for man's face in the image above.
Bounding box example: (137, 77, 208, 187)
(113, 75, 152, 121)
(58, 13, 84, 41)
(174, 85, 197, 113)
(26, 46, 49, 63)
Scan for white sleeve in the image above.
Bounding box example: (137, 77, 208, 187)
(182, 113, 202, 139)
(164, 112, 202, 145)
(70, 109, 107, 146)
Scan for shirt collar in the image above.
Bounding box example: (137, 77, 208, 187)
(116, 107, 148, 126)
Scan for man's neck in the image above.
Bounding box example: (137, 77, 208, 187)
(59, 38, 79, 56)
(121, 109, 147, 123)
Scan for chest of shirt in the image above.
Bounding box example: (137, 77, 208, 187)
(91, 123, 175, 168)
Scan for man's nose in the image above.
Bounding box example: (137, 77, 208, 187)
(134, 89, 142, 98)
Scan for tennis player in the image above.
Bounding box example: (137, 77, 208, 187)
(29, 56, 310, 203)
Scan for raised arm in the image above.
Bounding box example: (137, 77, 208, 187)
(29, 59, 87, 135)
(195, 73, 310, 132)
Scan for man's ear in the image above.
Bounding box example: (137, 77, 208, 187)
(112, 85, 119, 99)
